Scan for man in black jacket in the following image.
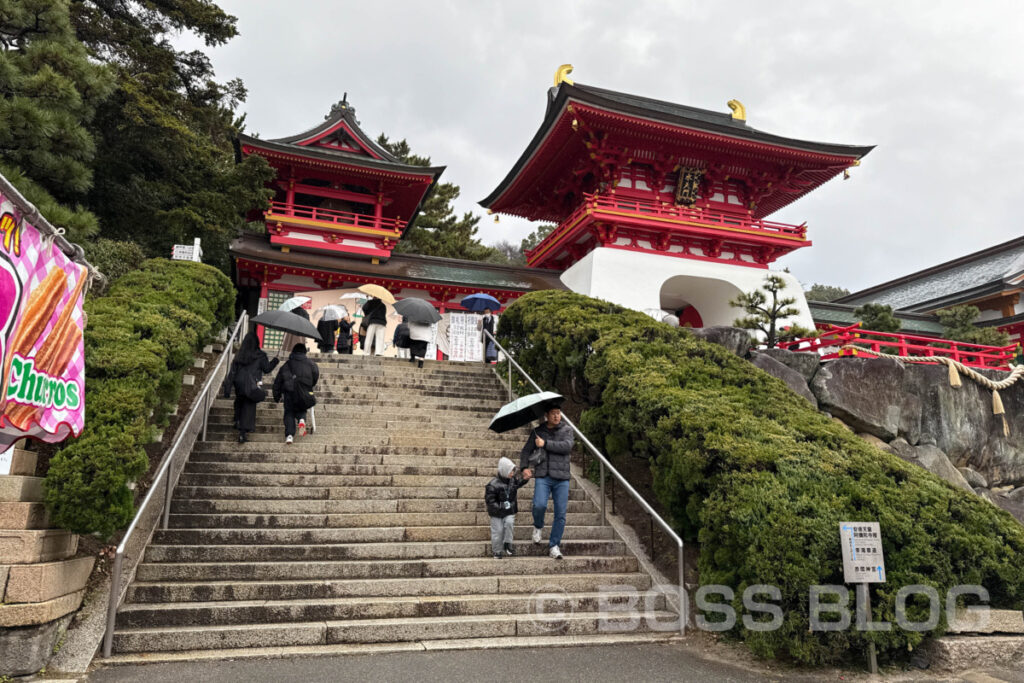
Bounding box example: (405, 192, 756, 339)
(520, 407, 575, 559)
(272, 343, 320, 444)
(361, 297, 388, 356)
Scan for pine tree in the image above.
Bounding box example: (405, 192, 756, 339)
(853, 303, 901, 332)
(0, 0, 113, 242)
(68, 0, 273, 271)
(731, 274, 813, 348)
(377, 135, 499, 261)
(804, 283, 850, 302)
(937, 305, 1010, 346)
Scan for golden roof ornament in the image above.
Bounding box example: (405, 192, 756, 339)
(554, 64, 575, 87)
(727, 99, 746, 122)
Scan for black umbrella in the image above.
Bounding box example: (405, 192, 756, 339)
(252, 310, 323, 342)
(392, 298, 442, 324)
(488, 391, 565, 433)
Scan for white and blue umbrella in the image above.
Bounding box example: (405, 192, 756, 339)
(317, 304, 349, 321)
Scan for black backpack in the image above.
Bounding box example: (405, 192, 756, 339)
(282, 361, 317, 410)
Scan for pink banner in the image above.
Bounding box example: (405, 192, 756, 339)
(0, 194, 86, 450)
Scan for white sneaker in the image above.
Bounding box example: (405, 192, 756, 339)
(298, 420, 306, 437)
(549, 545, 563, 560)
(532, 527, 543, 544)
(285, 435, 293, 445)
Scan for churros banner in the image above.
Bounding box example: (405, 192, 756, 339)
(0, 192, 86, 449)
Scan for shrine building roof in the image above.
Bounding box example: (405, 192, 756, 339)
(481, 81, 874, 221)
(236, 98, 445, 180)
(836, 235, 1024, 312)
(230, 233, 566, 293)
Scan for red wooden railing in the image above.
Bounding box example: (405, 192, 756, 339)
(526, 192, 807, 262)
(266, 201, 404, 233)
(777, 323, 1018, 370)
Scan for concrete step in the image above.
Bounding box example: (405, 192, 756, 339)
(112, 610, 678, 653)
(175, 472, 562, 488)
(200, 434, 520, 451)
(188, 451, 530, 470)
(205, 425, 525, 443)
(168, 511, 598, 529)
(116, 590, 664, 629)
(135, 556, 641, 582)
(170, 498, 596, 515)
(126, 572, 654, 604)
(213, 396, 503, 412)
(192, 443, 535, 459)
(143, 539, 626, 562)
(170, 485, 588, 502)
(185, 461, 488, 478)
(152, 525, 616, 546)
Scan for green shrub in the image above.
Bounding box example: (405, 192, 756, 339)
(43, 259, 234, 539)
(498, 290, 1024, 665)
(82, 239, 147, 294)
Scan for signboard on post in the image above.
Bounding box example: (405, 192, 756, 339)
(839, 521, 886, 583)
(0, 192, 88, 451)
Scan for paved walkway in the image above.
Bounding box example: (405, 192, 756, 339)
(84, 643, 1024, 683)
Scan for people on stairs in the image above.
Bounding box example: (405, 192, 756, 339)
(223, 331, 279, 444)
(520, 407, 574, 560)
(485, 457, 527, 559)
(273, 343, 320, 445)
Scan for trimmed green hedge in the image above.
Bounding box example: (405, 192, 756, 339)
(498, 290, 1024, 665)
(44, 259, 234, 538)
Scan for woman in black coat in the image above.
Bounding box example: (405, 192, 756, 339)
(224, 331, 279, 443)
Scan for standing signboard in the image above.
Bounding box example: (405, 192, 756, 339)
(0, 194, 88, 455)
(839, 521, 886, 583)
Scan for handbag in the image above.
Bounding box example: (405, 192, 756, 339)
(235, 367, 266, 403)
(527, 430, 546, 468)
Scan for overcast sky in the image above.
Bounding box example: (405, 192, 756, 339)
(188, 1, 1024, 293)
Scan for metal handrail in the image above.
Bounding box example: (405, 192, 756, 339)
(485, 330, 686, 635)
(102, 311, 248, 658)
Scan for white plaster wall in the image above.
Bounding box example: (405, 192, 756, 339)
(558, 247, 815, 330)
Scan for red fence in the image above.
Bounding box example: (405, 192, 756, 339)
(777, 323, 1018, 371)
(266, 201, 404, 234)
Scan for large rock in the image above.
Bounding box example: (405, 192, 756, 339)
(889, 438, 974, 493)
(758, 347, 821, 383)
(0, 620, 62, 676)
(811, 358, 908, 440)
(807, 358, 1024, 488)
(958, 467, 988, 489)
(689, 326, 751, 357)
(749, 352, 817, 408)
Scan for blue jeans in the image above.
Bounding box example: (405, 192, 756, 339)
(532, 476, 569, 548)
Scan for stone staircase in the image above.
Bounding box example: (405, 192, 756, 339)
(108, 355, 677, 661)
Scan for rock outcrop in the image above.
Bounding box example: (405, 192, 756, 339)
(690, 329, 1024, 511)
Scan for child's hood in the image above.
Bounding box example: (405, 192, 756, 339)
(497, 457, 516, 479)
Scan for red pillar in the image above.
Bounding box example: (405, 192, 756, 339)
(257, 278, 269, 346)
(286, 178, 295, 215)
(436, 301, 446, 361)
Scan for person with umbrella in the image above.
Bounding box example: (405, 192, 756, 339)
(361, 297, 388, 356)
(519, 401, 573, 560)
(392, 298, 442, 369)
(489, 392, 574, 560)
(223, 331, 279, 443)
(272, 343, 320, 444)
(393, 315, 411, 359)
(279, 296, 312, 353)
(479, 308, 498, 364)
(462, 293, 501, 364)
(314, 306, 344, 354)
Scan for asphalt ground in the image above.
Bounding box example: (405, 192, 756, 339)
(84, 642, 1024, 683)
